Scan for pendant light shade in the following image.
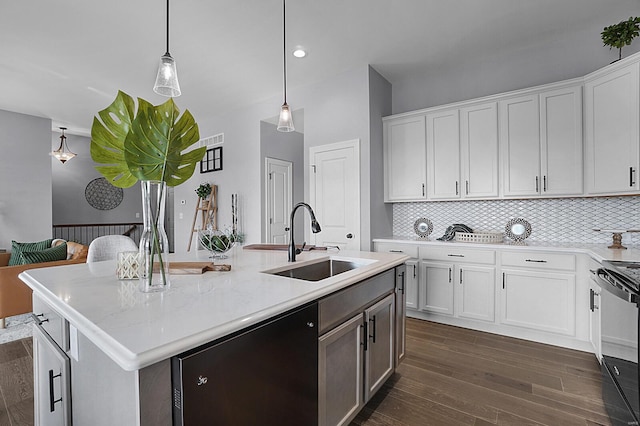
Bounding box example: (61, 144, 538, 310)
(153, 0, 181, 97)
(277, 0, 294, 132)
(51, 127, 76, 164)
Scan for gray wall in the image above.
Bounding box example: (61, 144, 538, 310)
(391, 5, 640, 114)
(368, 66, 393, 241)
(0, 110, 52, 250)
(51, 133, 142, 225)
(259, 120, 304, 241)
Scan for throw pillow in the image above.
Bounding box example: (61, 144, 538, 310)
(8, 238, 54, 266)
(21, 243, 68, 265)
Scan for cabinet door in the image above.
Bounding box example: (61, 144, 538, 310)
(319, 314, 364, 426)
(33, 325, 71, 426)
(427, 109, 461, 199)
(364, 294, 395, 402)
(384, 115, 427, 201)
(501, 269, 576, 336)
(589, 280, 602, 362)
(540, 86, 583, 196)
(456, 265, 495, 323)
(405, 260, 419, 310)
(419, 261, 454, 316)
(395, 266, 407, 366)
(500, 95, 541, 196)
(460, 102, 499, 198)
(585, 62, 640, 195)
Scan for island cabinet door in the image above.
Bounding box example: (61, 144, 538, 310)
(318, 314, 364, 426)
(364, 294, 395, 402)
(33, 323, 71, 426)
(172, 302, 319, 426)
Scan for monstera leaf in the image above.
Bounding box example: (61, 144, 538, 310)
(91, 91, 206, 188)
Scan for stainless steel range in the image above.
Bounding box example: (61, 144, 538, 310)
(595, 260, 640, 426)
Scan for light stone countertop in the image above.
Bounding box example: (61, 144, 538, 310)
(373, 237, 640, 263)
(19, 248, 408, 371)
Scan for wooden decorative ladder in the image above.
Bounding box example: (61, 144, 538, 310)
(187, 185, 218, 251)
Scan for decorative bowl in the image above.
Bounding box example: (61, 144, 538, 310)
(198, 229, 238, 258)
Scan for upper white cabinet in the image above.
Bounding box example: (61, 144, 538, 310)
(500, 94, 541, 196)
(500, 85, 583, 197)
(540, 86, 583, 196)
(584, 61, 640, 195)
(460, 102, 499, 198)
(383, 115, 427, 201)
(427, 109, 460, 199)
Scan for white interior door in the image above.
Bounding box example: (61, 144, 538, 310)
(310, 140, 360, 250)
(265, 158, 292, 244)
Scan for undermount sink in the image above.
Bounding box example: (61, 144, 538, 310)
(267, 258, 366, 282)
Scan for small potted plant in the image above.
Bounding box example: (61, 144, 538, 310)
(602, 16, 640, 62)
(195, 182, 212, 200)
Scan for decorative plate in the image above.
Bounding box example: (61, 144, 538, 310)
(413, 218, 433, 238)
(505, 218, 532, 242)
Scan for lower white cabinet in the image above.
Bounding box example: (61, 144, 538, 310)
(364, 294, 395, 401)
(419, 261, 495, 322)
(405, 260, 419, 310)
(500, 269, 576, 336)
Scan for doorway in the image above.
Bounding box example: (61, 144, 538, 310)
(309, 139, 361, 250)
(265, 158, 292, 244)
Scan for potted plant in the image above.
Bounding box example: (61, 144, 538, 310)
(90, 91, 206, 292)
(195, 182, 212, 200)
(602, 16, 640, 62)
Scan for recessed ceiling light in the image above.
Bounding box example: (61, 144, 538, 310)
(293, 48, 307, 58)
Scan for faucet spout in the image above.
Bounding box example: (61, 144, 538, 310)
(288, 202, 322, 262)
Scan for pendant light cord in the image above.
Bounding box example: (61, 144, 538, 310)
(165, 0, 170, 55)
(283, 0, 287, 104)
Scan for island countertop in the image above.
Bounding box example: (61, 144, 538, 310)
(19, 248, 408, 371)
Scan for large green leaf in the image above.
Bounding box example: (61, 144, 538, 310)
(90, 90, 138, 188)
(124, 97, 206, 187)
(90, 91, 206, 188)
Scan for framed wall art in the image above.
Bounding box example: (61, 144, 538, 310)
(200, 146, 223, 173)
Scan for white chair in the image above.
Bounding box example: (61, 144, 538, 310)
(87, 235, 138, 263)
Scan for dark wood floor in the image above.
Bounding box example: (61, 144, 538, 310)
(352, 318, 610, 426)
(0, 318, 611, 425)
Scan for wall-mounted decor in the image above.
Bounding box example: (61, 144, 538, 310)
(85, 177, 124, 210)
(200, 146, 223, 173)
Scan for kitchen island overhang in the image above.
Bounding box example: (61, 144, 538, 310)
(20, 249, 409, 372)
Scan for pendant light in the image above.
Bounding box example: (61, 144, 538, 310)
(51, 127, 76, 164)
(277, 0, 294, 132)
(153, 0, 181, 97)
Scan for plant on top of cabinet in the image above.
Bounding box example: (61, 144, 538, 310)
(602, 17, 640, 62)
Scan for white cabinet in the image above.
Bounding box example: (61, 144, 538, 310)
(427, 109, 460, 199)
(500, 269, 576, 336)
(383, 115, 427, 201)
(540, 86, 583, 195)
(395, 266, 407, 365)
(364, 294, 395, 401)
(456, 265, 495, 322)
(405, 260, 419, 310)
(419, 261, 455, 315)
(460, 102, 499, 198)
(500, 86, 583, 197)
(585, 61, 640, 195)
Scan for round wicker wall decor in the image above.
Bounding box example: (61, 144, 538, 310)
(85, 177, 123, 210)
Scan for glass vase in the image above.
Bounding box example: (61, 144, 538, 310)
(139, 180, 170, 292)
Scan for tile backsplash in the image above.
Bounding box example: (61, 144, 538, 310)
(392, 196, 640, 246)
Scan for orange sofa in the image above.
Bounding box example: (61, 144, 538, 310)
(0, 241, 88, 328)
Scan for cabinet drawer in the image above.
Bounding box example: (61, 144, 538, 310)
(419, 247, 495, 265)
(32, 294, 68, 351)
(374, 242, 418, 258)
(501, 251, 576, 271)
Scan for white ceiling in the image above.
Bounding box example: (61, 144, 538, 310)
(0, 0, 633, 135)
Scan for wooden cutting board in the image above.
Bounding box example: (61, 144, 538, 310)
(154, 262, 231, 274)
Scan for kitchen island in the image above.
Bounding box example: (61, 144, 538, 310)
(20, 248, 408, 425)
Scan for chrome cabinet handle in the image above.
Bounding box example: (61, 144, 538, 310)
(32, 313, 49, 326)
(465, 180, 469, 195)
(389, 250, 403, 253)
(422, 183, 425, 197)
(413, 264, 417, 278)
(631, 167, 636, 187)
(369, 316, 377, 343)
(525, 259, 547, 263)
(448, 268, 452, 283)
(502, 272, 505, 289)
(49, 369, 63, 412)
(455, 181, 459, 195)
(447, 254, 464, 258)
(543, 175, 547, 192)
(459, 269, 463, 284)
(535, 176, 539, 192)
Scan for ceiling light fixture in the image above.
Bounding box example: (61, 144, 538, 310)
(51, 127, 76, 164)
(277, 0, 294, 132)
(293, 48, 306, 58)
(153, 0, 181, 97)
